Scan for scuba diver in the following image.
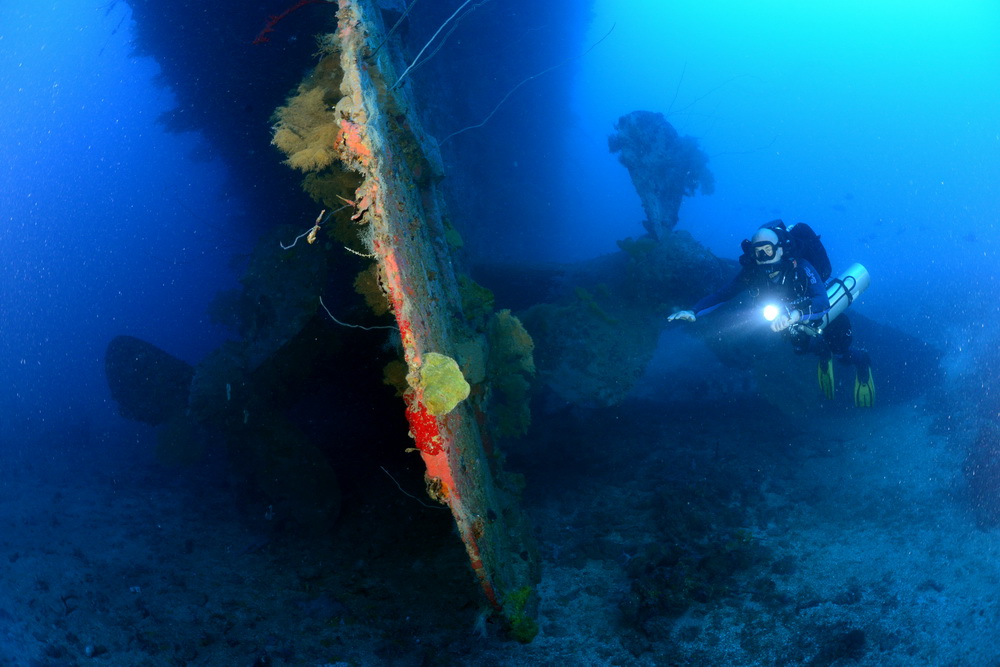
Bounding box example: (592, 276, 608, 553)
(668, 221, 875, 407)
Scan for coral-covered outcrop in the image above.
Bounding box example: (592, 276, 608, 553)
(486, 310, 536, 437)
(517, 231, 724, 407)
(609, 110, 714, 241)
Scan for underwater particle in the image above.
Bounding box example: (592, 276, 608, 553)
(415, 352, 470, 416)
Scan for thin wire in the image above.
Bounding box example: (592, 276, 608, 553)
(666, 61, 687, 116)
(279, 205, 350, 250)
(280, 228, 313, 250)
(381, 466, 449, 509)
(398, 1, 492, 80)
(369, 0, 421, 60)
(319, 296, 397, 331)
(668, 73, 758, 117)
(439, 23, 616, 145)
(393, 0, 474, 89)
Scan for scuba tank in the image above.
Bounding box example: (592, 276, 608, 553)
(816, 263, 870, 332)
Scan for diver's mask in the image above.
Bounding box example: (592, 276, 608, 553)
(753, 240, 783, 264)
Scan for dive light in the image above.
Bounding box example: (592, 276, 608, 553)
(759, 263, 870, 331)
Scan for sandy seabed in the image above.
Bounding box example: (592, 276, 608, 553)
(1, 390, 996, 667)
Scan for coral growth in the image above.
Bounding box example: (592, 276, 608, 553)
(454, 338, 487, 386)
(382, 359, 409, 396)
(488, 310, 535, 376)
(521, 285, 661, 408)
(503, 585, 539, 643)
(272, 86, 342, 172)
(609, 110, 714, 241)
(302, 169, 362, 210)
(269, 38, 372, 212)
(337, 119, 372, 166)
(414, 352, 471, 416)
(266, 4, 542, 630)
(403, 398, 444, 456)
(354, 263, 391, 316)
(458, 275, 496, 329)
(486, 310, 535, 437)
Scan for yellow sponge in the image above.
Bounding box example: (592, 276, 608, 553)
(417, 352, 470, 416)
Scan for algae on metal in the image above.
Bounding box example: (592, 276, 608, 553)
(269, 0, 540, 638)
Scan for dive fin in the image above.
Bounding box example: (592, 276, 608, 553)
(817, 357, 835, 400)
(854, 366, 875, 408)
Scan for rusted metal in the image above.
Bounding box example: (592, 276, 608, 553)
(328, 0, 540, 640)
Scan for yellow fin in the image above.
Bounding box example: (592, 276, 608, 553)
(853, 367, 875, 408)
(818, 358, 835, 400)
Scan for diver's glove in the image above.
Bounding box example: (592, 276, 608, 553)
(667, 310, 696, 323)
(770, 308, 802, 332)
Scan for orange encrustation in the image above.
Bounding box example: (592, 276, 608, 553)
(338, 119, 372, 165)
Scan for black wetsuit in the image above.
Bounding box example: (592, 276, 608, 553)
(693, 257, 829, 323)
(692, 257, 868, 370)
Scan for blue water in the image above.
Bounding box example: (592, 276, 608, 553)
(1, 1, 242, 430)
(1, 0, 1000, 665)
(567, 0, 1000, 332)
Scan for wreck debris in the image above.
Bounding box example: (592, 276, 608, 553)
(105, 335, 194, 426)
(608, 110, 714, 241)
(105, 221, 344, 531)
(269, 0, 540, 640)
